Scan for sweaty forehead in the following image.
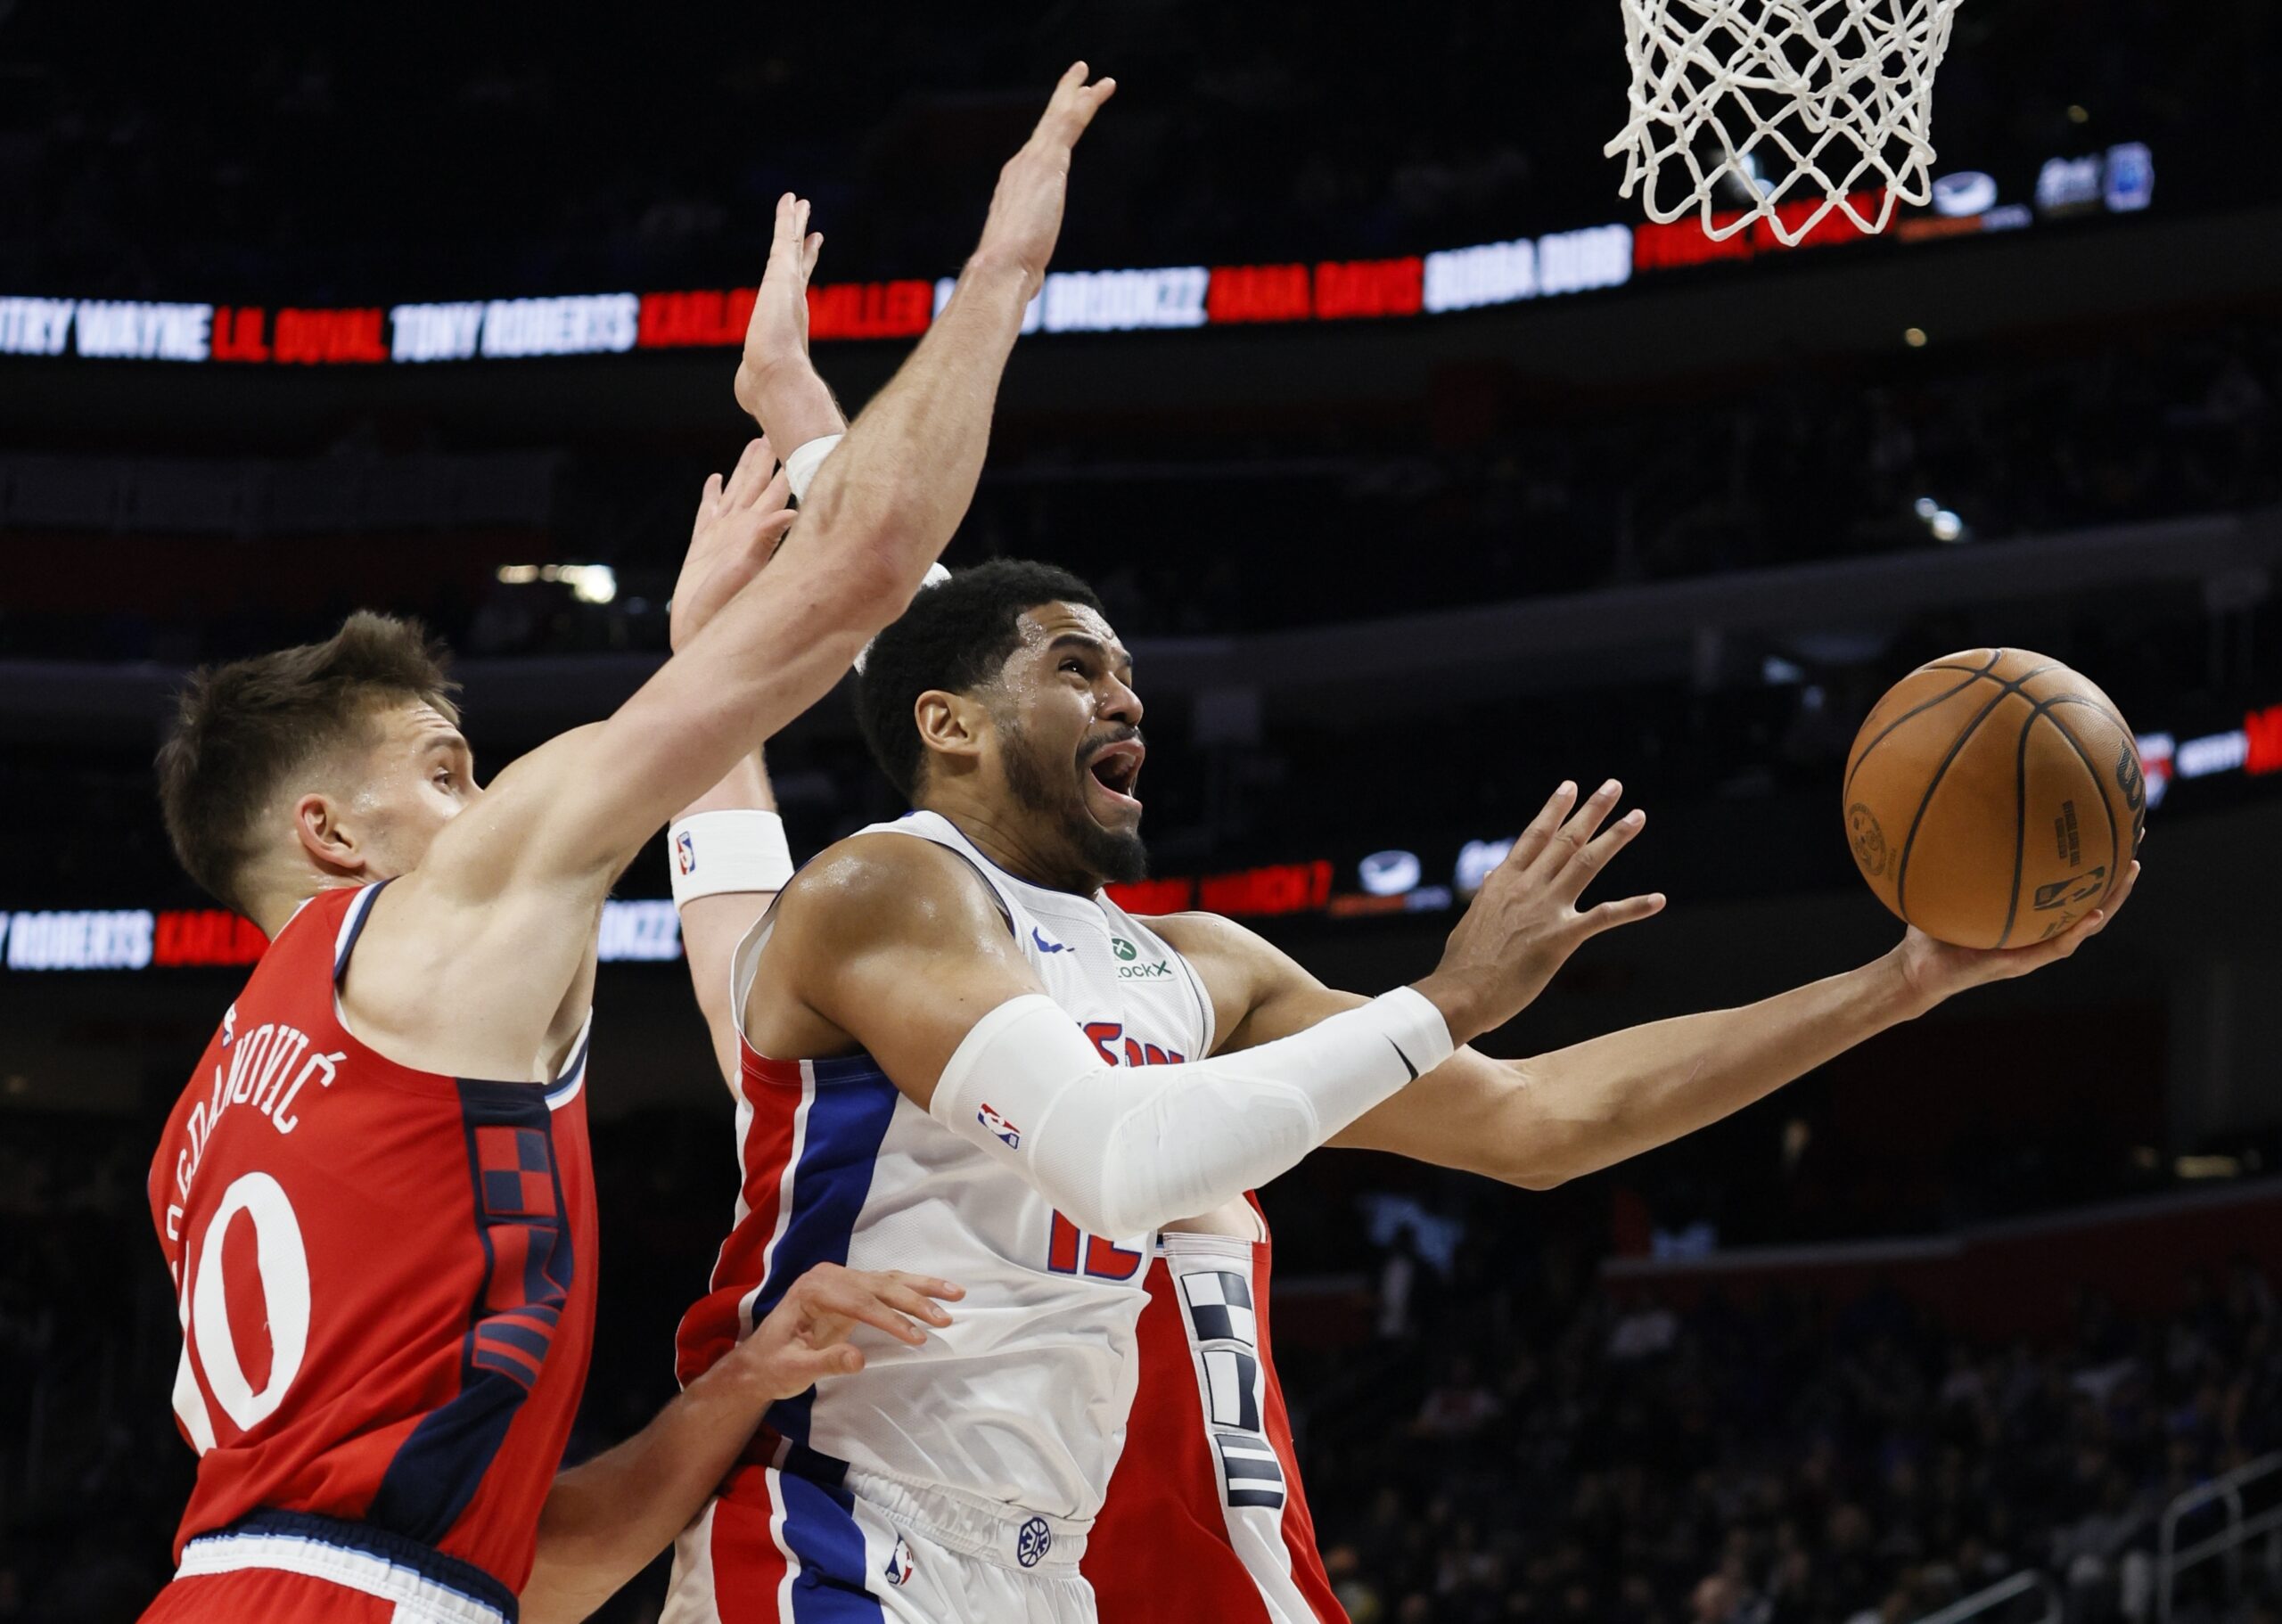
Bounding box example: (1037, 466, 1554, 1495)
(380, 701, 464, 749)
(1015, 601, 1126, 660)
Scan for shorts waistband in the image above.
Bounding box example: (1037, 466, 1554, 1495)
(177, 1509, 517, 1623)
(766, 1448, 1090, 1572)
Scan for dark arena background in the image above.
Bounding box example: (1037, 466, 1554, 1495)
(4, 3, 2281, 1621)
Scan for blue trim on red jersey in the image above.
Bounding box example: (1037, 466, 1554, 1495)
(332, 880, 390, 981)
(226, 1507, 521, 1619)
(776, 1472, 886, 1621)
(368, 1079, 573, 1547)
(752, 1063, 899, 1447)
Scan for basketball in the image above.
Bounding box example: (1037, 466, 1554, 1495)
(1843, 650, 2146, 949)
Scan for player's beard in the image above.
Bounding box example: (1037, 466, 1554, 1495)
(999, 716, 1149, 890)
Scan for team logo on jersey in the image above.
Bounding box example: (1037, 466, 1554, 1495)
(978, 1103, 1022, 1149)
(1030, 926, 1069, 955)
(884, 1535, 917, 1587)
(1015, 1516, 1053, 1568)
(1111, 936, 1138, 961)
(675, 829, 697, 875)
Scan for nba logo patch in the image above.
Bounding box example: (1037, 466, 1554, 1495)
(883, 1536, 916, 1587)
(675, 829, 697, 875)
(977, 1103, 1021, 1150)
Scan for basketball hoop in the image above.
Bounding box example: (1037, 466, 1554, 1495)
(1605, 0, 1964, 246)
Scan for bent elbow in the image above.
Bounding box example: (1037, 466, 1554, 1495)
(1505, 1163, 1571, 1192)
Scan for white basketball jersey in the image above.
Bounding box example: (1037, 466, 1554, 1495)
(687, 810, 1217, 1521)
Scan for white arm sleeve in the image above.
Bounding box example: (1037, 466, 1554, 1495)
(928, 988, 1454, 1237)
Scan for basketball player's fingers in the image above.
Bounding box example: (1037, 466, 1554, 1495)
(1574, 891, 1667, 939)
(751, 483, 799, 541)
(1038, 63, 1114, 146)
(2097, 860, 2142, 922)
(1506, 782, 1579, 871)
(809, 1279, 932, 1345)
(698, 472, 724, 517)
(1537, 780, 1623, 879)
(877, 1269, 966, 1302)
(1560, 808, 1647, 902)
(802, 231, 824, 283)
(725, 437, 776, 504)
(734, 453, 784, 514)
(868, 1277, 956, 1327)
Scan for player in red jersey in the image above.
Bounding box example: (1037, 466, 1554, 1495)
(135, 61, 1117, 1620)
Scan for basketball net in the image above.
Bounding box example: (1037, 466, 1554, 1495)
(1605, 0, 1963, 245)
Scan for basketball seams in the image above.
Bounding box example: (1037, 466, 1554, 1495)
(2039, 703, 2125, 908)
(1892, 685, 2021, 923)
(1999, 706, 2036, 947)
(1844, 650, 2001, 797)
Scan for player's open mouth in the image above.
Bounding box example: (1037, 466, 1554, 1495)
(1082, 738, 1145, 813)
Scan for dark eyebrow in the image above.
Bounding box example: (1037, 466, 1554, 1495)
(1047, 632, 1134, 675)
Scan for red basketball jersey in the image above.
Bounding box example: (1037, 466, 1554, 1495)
(145, 881, 597, 1597)
(1087, 1207, 1348, 1624)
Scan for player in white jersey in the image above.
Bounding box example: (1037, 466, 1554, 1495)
(645, 189, 2138, 1624)
(656, 556, 2133, 1624)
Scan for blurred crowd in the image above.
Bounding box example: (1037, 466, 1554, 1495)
(1, 316, 2275, 673)
(1299, 1215, 2282, 1624)
(2, 0, 2272, 302)
(2, 1100, 2276, 1624)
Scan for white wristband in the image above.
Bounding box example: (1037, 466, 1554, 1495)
(668, 810, 794, 909)
(782, 433, 844, 504)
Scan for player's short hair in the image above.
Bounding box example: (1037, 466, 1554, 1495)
(156, 612, 460, 914)
(855, 560, 1104, 802)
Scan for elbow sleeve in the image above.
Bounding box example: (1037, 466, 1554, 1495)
(928, 988, 1453, 1237)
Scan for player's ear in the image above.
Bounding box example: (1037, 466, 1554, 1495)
(291, 790, 369, 877)
(914, 689, 989, 767)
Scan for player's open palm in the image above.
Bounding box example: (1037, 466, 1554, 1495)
(973, 62, 1117, 286)
(669, 437, 798, 653)
(728, 1263, 965, 1400)
(1417, 780, 1665, 1046)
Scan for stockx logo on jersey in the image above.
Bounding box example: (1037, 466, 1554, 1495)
(978, 1103, 1022, 1150)
(1111, 936, 1171, 980)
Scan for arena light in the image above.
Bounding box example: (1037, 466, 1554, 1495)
(562, 564, 616, 604)
(494, 562, 616, 603)
(1357, 849, 1424, 897)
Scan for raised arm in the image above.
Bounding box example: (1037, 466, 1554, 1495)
(345, 70, 1118, 1077)
(751, 780, 1654, 1237)
(1187, 817, 2140, 1190)
(462, 65, 1121, 898)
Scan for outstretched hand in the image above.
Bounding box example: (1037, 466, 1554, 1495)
(971, 62, 1117, 291)
(1415, 779, 1666, 1046)
(725, 1263, 965, 1400)
(734, 195, 826, 426)
(1890, 860, 2140, 1011)
(669, 437, 798, 653)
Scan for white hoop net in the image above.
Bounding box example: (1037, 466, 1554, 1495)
(1605, 0, 1964, 246)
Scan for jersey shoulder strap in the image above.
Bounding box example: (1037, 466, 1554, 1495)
(726, 812, 1016, 1045)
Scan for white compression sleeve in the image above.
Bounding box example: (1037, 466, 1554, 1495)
(928, 988, 1453, 1238)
